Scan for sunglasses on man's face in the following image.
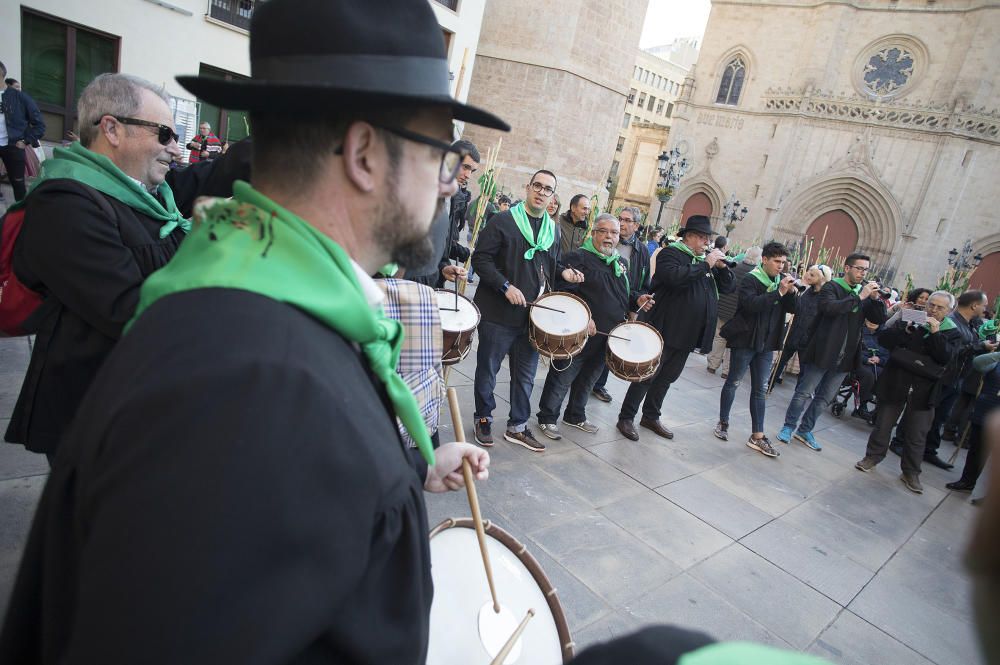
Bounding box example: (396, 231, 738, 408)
(95, 116, 180, 146)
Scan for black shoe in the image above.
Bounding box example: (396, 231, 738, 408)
(946, 480, 975, 492)
(941, 429, 957, 442)
(775, 376, 783, 385)
(852, 406, 872, 420)
(639, 417, 674, 439)
(923, 454, 954, 470)
(889, 441, 903, 457)
(592, 386, 612, 403)
(616, 419, 639, 441)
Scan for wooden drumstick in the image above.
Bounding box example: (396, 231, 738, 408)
(446, 387, 501, 614)
(489, 609, 535, 665)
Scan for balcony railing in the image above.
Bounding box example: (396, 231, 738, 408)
(209, 0, 255, 30)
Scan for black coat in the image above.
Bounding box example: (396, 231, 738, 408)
(715, 261, 754, 322)
(724, 272, 797, 352)
(876, 320, 961, 409)
(471, 209, 559, 328)
(799, 281, 887, 372)
(617, 234, 652, 300)
(558, 249, 638, 333)
(646, 244, 734, 352)
(784, 288, 822, 352)
(5, 179, 184, 454)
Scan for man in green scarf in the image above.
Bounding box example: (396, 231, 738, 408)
(4, 73, 187, 462)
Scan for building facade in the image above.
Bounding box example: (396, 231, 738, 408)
(664, 0, 1000, 296)
(609, 43, 693, 217)
(461, 0, 647, 205)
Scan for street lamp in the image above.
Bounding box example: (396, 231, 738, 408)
(721, 193, 748, 235)
(947, 239, 983, 271)
(653, 147, 689, 234)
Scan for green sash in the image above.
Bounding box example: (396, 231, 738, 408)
(749, 266, 780, 292)
(832, 277, 862, 312)
(509, 202, 555, 260)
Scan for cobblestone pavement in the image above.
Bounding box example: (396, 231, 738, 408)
(0, 321, 986, 664)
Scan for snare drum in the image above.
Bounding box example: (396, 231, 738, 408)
(605, 321, 664, 382)
(528, 292, 591, 361)
(427, 518, 574, 664)
(437, 289, 481, 365)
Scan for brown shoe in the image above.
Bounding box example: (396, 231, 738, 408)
(616, 419, 639, 441)
(640, 417, 674, 439)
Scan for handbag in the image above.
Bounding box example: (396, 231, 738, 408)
(890, 347, 945, 381)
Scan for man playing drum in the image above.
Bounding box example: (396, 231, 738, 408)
(471, 170, 585, 452)
(536, 214, 654, 440)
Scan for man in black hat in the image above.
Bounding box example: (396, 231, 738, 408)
(616, 215, 734, 441)
(0, 1, 505, 662)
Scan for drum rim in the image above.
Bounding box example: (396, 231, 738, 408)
(529, 291, 592, 329)
(435, 288, 481, 331)
(605, 321, 663, 382)
(430, 517, 575, 663)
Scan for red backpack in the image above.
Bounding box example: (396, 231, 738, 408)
(0, 206, 44, 336)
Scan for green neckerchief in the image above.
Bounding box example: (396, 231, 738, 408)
(926, 315, 957, 335)
(127, 181, 434, 465)
(832, 277, 862, 312)
(579, 236, 629, 293)
(679, 641, 834, 665)
(509, 202, 555, 260)
(17, 141, 189, 238)
(670, 240, 718, 297)
(979, 319, 998, 340)
(749, 265, 780, 292)
(378, 263, 399, 278)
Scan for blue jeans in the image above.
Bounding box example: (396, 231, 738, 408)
(474, 319, 539, 432)
(537, 338, 607, 425)
(719, 348, 772, 433)
(782, 363, 848, 434)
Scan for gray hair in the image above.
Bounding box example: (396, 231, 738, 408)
(77, 73, 171, 147)
(929, 290, 957, 311)
(743, 246, 763, 264)
(593, 213, 619, 227)
(621, 206, 642, 223)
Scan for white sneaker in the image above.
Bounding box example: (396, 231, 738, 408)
(538, 423, 562, 440)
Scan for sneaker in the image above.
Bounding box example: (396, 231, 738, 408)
(474, 418, 494, 447)
(776, 426, 793, 443)
(504, 428, 546, 452)
(538, 423, 562, 440)
(747, 435, 779, 458)
(564, 419, 599, 434)
(794, 430, 822, 451)
(900, 473, 923, 494)
(713, 421, 729, 441)
(706, 367, 717, 374)
(855, 457, 878, 472)
(720, 371, 729, 379)
(591, 386, 612, 403)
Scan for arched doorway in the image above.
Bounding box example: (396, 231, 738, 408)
(971, 252, 1000, 307)
(804, 209, 859, 268)
(680, 193, 713, 227)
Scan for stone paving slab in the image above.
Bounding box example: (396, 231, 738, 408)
(808, 610, 938, 665)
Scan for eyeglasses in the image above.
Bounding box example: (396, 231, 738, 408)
(96, 116, 179, 145)
(847, 264, 870, 273)
(373, 125, 468, 184)
(594, 228, 619, 235)
(529, 181, 555, 196)
(617, 216, 634, 223)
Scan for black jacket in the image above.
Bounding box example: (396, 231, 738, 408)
(715, 261, 754, 322)
(799, 281, 887, 372)
(1, 87, 46, 146)
(471, 209, 559, 328)
(646, 244, 734, 352)
(559, 249, 638, 333)
(784, 288, 822, 352)
(5, 179, 184, 454)
(876, 320, 961, 409)
(971, 353, 1000, 426)
(617, 233, 652, 301)
(724, 272, 797, 352)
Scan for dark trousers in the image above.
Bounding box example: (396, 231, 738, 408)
(618, 346, 690, 421)
(866, 400, 935, 476)
(944, 391, 976, 440)
(856, 364, 878, 405)
(593, 364, 611, 390)
(924, 383, 960, 457)
(957, 423, 988, 487)
(773, 345, 796, 381)
(473, 319, 539, 431)
(0, 144, 28, 201)
(537, 338, 607, 425)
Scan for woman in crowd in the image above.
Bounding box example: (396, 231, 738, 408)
(771, 264, 832, 385)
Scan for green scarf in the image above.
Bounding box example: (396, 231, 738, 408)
(832, 277, 862, 312)
(21, 141, 189, 238)
(978, 319, 998, 340)
(128, 181, 434, 465)
(928, 315, 957, 334)
(680, 641, 833, 665)
(749, 265, 780, 292)
(670, 240, 718, 297)
(580, 236, 629, 293)
(509, 202, 555, 260)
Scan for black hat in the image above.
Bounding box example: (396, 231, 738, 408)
(176, 0, 509, 131)
(678, 215, 716, 237)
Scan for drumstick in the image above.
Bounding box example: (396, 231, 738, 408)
(489, 609, 536, 665)
(526, 301, 565, 314)
(594, 331, 631, 342)
(446, 387, 501, 614)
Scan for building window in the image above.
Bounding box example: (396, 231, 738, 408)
(21, 9, 120, 142)
(209, 0, 257, 30)
(638, 92, 646, 107)
(627, 88, 636, 104)
(666, 102, 674, 117)
(861, 47, 914, 97)
(634, 66, 642, 80)
(622, 114, 631, 129)
(432, 0, 460, 10)
(610, 160, 620, 177)
(616, 136, 625, 151)
(195, 64, 252, 144)
(656, 99, 665, 114)
(647, 95, 655, 111)
(716, 56, 746, 105)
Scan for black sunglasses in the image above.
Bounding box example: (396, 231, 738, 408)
(95, 115, 179, 146)
(334, 124, 468, 184)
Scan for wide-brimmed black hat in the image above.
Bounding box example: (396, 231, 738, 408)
(176, 0, 509, 131)
(678, 215, 717, 237)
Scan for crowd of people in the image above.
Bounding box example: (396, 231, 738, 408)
(1, 0, 999, 663)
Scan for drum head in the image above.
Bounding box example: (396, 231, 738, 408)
(427, 520, 571, 664)
(607, 322, 662, 363)
(529, 293, 590, 334)
(437, 290, 480, 332)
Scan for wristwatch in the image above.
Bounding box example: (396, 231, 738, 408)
(501, 280, 510, 294)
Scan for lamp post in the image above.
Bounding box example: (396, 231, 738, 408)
(605, 175, 615, 212)
(653, 147, 689, 236)
(721, 193, 748, 235)
(947, 239, 983, 271)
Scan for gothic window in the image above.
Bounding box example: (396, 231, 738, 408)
(715, 56, 746, 105)
(862, 47, 914, 97)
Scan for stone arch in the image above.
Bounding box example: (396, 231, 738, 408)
(775, 173, 902, 269)
(972, 233, 1000, 300)
(680, 193, 714, 225)
(672, 178, 725, 230)
(804, 209, 859, 266)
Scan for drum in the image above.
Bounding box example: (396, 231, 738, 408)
(427, 518, 574, 664)
(605, 321, 664, 382)
(528, 292, 591, 361)
(437, 289, 481, 365)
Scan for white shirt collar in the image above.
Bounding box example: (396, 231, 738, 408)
(126, 175, 156, 193)
(350, 259, 386, 309)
